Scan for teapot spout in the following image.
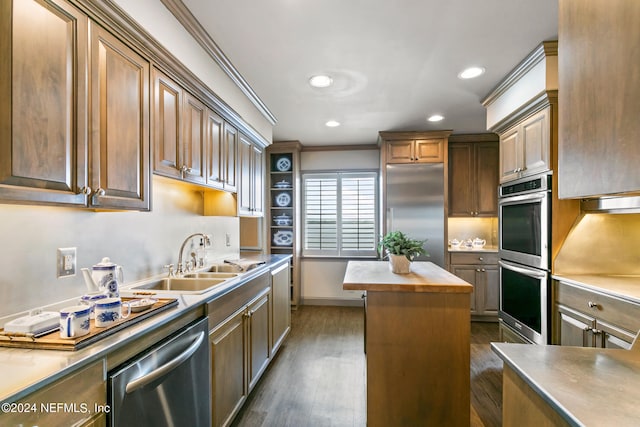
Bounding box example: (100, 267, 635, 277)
(81, 268, 99, 292)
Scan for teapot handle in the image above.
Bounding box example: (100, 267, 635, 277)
(116, 265, 124, 284)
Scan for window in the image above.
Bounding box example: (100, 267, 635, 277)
(302, 171, 378, 257)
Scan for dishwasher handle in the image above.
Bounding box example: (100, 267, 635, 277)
(125, 331, 205, 394)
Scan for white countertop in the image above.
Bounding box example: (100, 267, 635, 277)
(0, 255, 290, 403)
(492, 342, 640, 427)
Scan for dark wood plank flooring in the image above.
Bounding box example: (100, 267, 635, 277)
(232, 305, 503, 427)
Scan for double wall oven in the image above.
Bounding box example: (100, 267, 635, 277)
(498, 173, 551, 344)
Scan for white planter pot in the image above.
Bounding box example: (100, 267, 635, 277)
(388, 254, 411, 274)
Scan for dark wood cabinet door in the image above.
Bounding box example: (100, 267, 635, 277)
(482, 266, 499, 314)
(559, 0, 640, 198)
(451, 265, 478, 313)
(448, 143, 474, 216)
(252, 145, 264, 216)
(0, 0, 89, 206)
(238, 135, 253, 215)
(475, 142, 499, 216)
(224, 124, 238, 192)
(206, 109, 225, 189)
(181, 92, 207, 185)
(557, 305, 595, 347)
(152, 68, 182, 180)
(247, 293, 270, 391)
(89, 22, 149, 210)
(210, 310, 247, 427)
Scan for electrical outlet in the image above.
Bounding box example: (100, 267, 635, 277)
(57, 247, 76, 278)
(225, 233, 231, 247)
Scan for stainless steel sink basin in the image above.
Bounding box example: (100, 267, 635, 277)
(183, 272, 239, 279)
(129, 277, 228, 294)
(207, 264, 245, 273)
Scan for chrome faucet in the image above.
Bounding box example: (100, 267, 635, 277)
(177, 233, 211, 275)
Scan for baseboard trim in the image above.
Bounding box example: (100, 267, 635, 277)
(300, 297, 364, 307)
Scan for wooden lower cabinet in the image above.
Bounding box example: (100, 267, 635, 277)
(270, 261, 291, 355)
(0, 359, 106, 427)
(449, 252, 499, 320)
(209, 288, 271, 427)
(553, 280, 640, 349)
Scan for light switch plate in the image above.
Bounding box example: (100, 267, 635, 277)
(57, 247, 76, 278)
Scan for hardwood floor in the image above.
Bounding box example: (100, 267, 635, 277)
(232, 305, 503, 427)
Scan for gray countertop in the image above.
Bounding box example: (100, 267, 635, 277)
(448, 246, 498, 253)
(0, 254, 290, 404)
(492, 342, 640, 427)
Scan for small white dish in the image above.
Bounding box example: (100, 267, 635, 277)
(129, 298, 158, 313)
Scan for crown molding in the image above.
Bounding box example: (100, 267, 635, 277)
(160, 0, 277, 126)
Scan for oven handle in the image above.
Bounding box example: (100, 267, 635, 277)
(499, 191, 546, 204)
(498, 260, 547, 279)
(125, 331, 205, 394)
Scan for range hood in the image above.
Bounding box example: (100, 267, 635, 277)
(581, 195, 640, 214)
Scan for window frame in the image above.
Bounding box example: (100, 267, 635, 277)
(301, 170, 379, 258)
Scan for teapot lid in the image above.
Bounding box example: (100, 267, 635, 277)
(93, 257, 116, 270)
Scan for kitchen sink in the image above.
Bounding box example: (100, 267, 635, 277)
(207, 264, 245, 273)
(183, 272, 240, 279)
(129, 277, 229, 294)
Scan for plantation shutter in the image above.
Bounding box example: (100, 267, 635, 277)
(302, 171, 378, 257)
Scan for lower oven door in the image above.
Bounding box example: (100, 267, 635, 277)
(108, 317, 210, 427)
(499, 260, 549, 345)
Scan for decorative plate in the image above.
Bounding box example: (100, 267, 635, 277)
(274, 180, 291, 189)
(273, 214, 293, 226)
(275, 192, 291, 207)
(273, 230, 293, 246)
(275, 157, 292, 172)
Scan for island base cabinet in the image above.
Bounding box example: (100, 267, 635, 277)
(366, 291, 470, 427)
(503, 366, 570, 427)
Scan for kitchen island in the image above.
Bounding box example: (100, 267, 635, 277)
(343, 260, 473, 427)
(492, 342, 640, 426)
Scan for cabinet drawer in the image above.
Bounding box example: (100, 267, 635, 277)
(450, 252, 498, 265)
(556, 281, 640, 335)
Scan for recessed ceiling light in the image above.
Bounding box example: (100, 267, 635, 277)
(427, 114, 444, 122)
(325, 120, 341, 127)
(458, 66, 485, 79)
(309, 75, 333, 88)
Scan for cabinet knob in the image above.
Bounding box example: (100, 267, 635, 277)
(180, 165, 192, 178)
(80, 186, 92, 195)
(478, 257, 484, 261)
(95, 187, 106, 197)
(476, 268, 481, 272)
(588, 301, 600, 309)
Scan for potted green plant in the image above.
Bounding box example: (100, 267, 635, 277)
(378, 231, 428, 274)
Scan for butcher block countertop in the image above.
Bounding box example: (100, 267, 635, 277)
(343, 260, 473, 293)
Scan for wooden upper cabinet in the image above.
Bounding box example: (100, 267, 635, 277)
(89, 22, 150, 210)
(0, 0, 89, 206)
(238, 134, 264, 217)
(181, 92, 207, 185)
(206, 109, 225, 189)
(386, 139, 444, 163)
(558, 0, 640, 198)
(498, 107, 550, 183)
(153, 68, 182, 180)
(448, 135, 499, 217)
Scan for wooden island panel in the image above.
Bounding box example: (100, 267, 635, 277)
(344, 261, 473, 427)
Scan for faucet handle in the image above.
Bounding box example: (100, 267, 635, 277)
(163, 264, 175, 277)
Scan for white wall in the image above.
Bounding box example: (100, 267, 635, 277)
(300, 148, 379, 304)
(0, 178, 240, 317)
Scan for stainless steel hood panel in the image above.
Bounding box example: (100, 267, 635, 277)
(581, 195, 640, 214)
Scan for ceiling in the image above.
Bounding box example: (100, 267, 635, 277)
(181, 0, 558, 146)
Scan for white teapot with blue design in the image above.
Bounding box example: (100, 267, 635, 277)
(81, 257, 123, 297)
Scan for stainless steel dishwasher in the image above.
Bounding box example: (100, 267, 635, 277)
(108, 317, 210, 427)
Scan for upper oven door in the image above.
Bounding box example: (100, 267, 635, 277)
(499, 191, 549, 270)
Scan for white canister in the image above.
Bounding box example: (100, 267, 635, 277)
(94, 298, 131, 328)
(59, 305, 91, 339)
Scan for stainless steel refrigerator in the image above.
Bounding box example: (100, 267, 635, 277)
(384, 163, 445, 267)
